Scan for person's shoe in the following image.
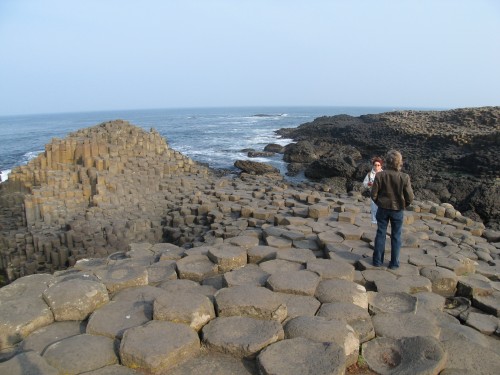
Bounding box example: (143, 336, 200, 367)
(388, 265, 399, 270)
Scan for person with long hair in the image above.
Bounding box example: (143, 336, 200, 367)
(371, 150, 414, 269)
(363, 157, 383, 224)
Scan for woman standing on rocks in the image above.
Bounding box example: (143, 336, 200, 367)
(371, 150, 414, 269)
(363, 157, 383, 224)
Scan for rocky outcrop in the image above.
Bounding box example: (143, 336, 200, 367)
(276, 107, 500, 228)
(1, 120, 500, 373)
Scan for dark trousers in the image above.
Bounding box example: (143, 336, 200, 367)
(373, 207, 404, 268)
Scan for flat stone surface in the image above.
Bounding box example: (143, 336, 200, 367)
(146, 260, 178, 285)
(120, 320, 200, 374)
(0, 351, 59, 375)
(372, 312, 440, 339)
(315, 279, 368, 308)
(465, 311, 500, 335)
(473, 291, 500, 317)
(175, 255, 219, 282)
(284, 316, 359, 366)
(94, 264, 149, 294)
(20, 320, 86, 354)
(266, 270, 320, 296)
(440, 337, 500, 374)
(214, 285, 287, 322)
(153, 291, 215, 331)
(202, 316, 284, 359)
(275, 292, 321, 322)
(456, 274, 494, 298)
(0, 274, 55, 300)
(112, 285, 167, 303)
(42, 278, 109, 321)
(368, 292, 417, 314)
(257, 337, 345, 375)
(275, 248, 316, 264)
(420, 266, 458, 296)
(87, 300, 152, 339)
(207, 245, 247, 272)
(81, 364, 141, 374)
(362, 336, 447, 375)
(247, 246, 277, 264)
(316, 302, 375, 343)
(165, 353, 257, 375)
(306, 258, 355, 281)
(223, 264, 270, 287)
(0, 296, 54, 349)
(375, 275, 433, 294)
(414, 291, 446, 311)
(258, 259, 304, 274)
(43, 333, 118, 374)
(408, 254, 436, 268)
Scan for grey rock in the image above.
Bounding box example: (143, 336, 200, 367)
(165, 353, 257, 375)
(266, 270, 320, 296)
(306, 258, 355, 281)
(372, 312, 440, 339)
(368, 292, 417, 315)
(20, 320, 86, 354)
(0, 351, 59, 375)
(420, 266, 458, 296)
(223, 263, 270, 287)
(315, 279, 368, 308)
(259, 259, 304, 274)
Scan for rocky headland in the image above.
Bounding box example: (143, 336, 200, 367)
(0, 118, 500, 374)
(276, 106, 500, 229)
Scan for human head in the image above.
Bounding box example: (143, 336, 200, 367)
(371, 157, 383, 171)
(385, 150, 403, 171)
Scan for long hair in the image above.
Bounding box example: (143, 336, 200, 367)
(385, 150, 403, 171)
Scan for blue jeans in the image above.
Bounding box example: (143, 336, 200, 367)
(373, 207, 404, 268)
(370, 199, 378, 223)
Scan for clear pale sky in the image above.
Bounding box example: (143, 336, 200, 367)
(0, 0, 499, 116)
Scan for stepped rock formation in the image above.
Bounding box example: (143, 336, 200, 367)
(1, 119, 500, 374)
(276, 106, 500, 228)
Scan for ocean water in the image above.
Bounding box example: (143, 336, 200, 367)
(0, 106, 397, 183)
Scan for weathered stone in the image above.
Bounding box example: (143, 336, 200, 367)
(94, 264, 148, 294)
(214, 285, 287, 322)
(202, 316, 284, 359)
(275, 248, 316, 264)
(456, 274, 494, 298)
(223, 264, 270, 287)
(120, 320, 200, 374)
(0, 351, 59, 375)
(259, 259, 304, 274)
(315, 279, 368, 308)
(165, 352, 256, 375)
(284, 316, 359, 366)
(257, 337, 346, 375)
(42, 278, 109, 321)
(375, 275, 432, 294)
(247, 245, 277, 264)
(473, 291, 500, 316)
(465, 311, 500, 335)
(43, 334, 118, 374)
(362, 336, 447, 375)
(372, 312, 440, 339)
(368, 292, 417, 315)
(175, 255, 219, 282)
(20, 321, 86, 354)
(275, 292, 321, 321)
(266, 270, 320, 296)
(153, 291, 215, 331)
(207, 245, 247, 272)
(146, 260, 177, 285)
(306, 258, 355, 281)
(87, 300, 153, 339)
(440, 337, 500, 374)
(420, 266, 458, 296)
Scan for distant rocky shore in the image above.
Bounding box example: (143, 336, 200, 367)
(275, 106, 500, 229)
(0, 116, 500, 374)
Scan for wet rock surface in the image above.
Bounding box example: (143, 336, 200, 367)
(0, 120, 500, 374)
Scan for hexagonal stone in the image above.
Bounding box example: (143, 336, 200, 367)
(368, 292, 417, 315)
(42, 278, 109, 321)
(94, 264, 148, 294)
(20, 321, 86, 354)
(112, 285, 167, 304)
(266, 270, 320, 296)
(0, 351, 59, 375)
(152, 242, 185, 260)
(265, 235, 293, 248)
(362, 269, 397, 290)
(223, 264, 270, 287)
(225, 235, 260, 249)
(317, 231, 344, 248)
(408, 254, 436, 268)
(257, 337, 346, 375)
(43, 334, 118, 374)
(420, 266, 458, 296)
(0, 297, 54, 349)
(375, 275, 432, 294)
(315, 279, 368, 308)
(202, 316, 284, 359)
(317, 302, 375, 343)
(247, 245, 277, 264)
(456, 274, 494, 298)
(275, 292, 321, 321)
(154, 291, 215, 331)
(275, 248, 316, 264)
(207, 245, 247, 272)
(259, 259, 304, 274)
(414, 291, 446, 311)
(441, 337, 500, 374)
(165, 352, 256, 375)
(81, 364, 141, 374)
(465, 311, 500, 335)
(362, 336, 447, 375)
(214, 285, 287, 322)
(146, 260, 177, 285)
(372, 312, 440, 339)
(436, 257, 475, 275)
(0, 274, 55, 300)
(176, 255, 219, 282)
(120, 321, 200, 374)
(284, 316, 359, 366)
(306, 258, 355, 281)
(87, 300, 153, 339)
(473, 291, 500, 317)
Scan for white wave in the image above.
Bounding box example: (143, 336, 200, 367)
(22, 150, 43, 164)
(0, 169, 11, 182)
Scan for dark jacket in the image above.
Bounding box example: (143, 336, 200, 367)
(371, 169, 414, 210)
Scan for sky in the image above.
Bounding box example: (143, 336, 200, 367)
(0, 0, 499, 116)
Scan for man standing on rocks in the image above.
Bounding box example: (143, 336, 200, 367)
(371, 150, 414, 269)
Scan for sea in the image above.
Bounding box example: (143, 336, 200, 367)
(0, 106, 402, 183)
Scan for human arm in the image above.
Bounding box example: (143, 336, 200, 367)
(403, 175, 414, 207)
(363, 172, 372, 188)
